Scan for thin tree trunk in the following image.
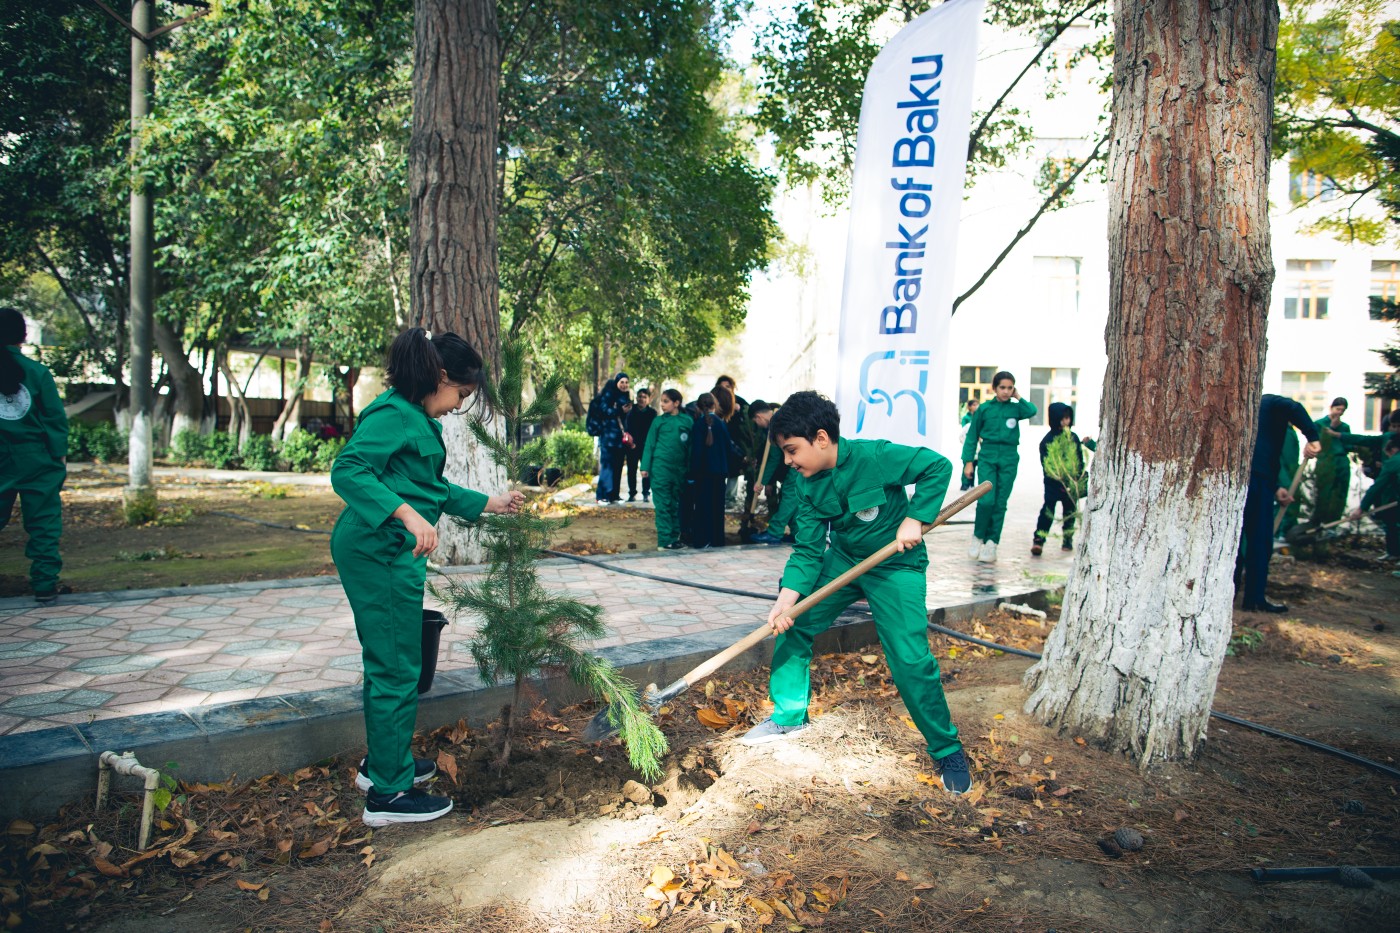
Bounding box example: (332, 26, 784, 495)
(218, 348, 252, 450)
(270, 343, 313, 441)
(564, 381, 585, 421)
(153, 318, 206, 439)
(497, 676, 524, 770)
(411, 0, 503, 564)
(1023, 0, 1278, 767)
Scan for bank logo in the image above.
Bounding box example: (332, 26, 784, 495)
(856, 349, 930, 436)
(0, 385, 31, 421)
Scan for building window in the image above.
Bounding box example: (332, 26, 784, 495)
(959, 366, 997, 408)
(1034, 256, 1081, 315)
(1282, 371, 1329, 418)
(1364, 374, 1393, 431)
(1282, 260, 1332, 320)
(1371, 260, 1400, 321)
(1288, 165, 1338, 202)
(1027, 367, 1079, 426)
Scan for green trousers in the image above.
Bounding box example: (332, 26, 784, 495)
(0, 441, 65, 592)
(769, 552, 960, 759)
(1312, 461, 1350, 525)
(974, 444, 1019, 543)
(331, 513, 428, 795)
(652, 472, 682, 547)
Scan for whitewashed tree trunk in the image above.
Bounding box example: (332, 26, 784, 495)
(1023, 0, 1279, 766)
(411, 0, 502, 564)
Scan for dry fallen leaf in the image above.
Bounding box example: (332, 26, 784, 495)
(1074, 736, 1086, 746)
(235, 880, 265, 892)
(696, 708, 732, 730)
(895, 871, 911, 882)
(860, 654, 879, 664)
(5, 821, 35, 837)
(93, 858, 126, 878)
(436, 750, 459, 786)
(1043, 755, 1053, 765)
(298, 838, 331, 860)
(635, 914, 660, 929)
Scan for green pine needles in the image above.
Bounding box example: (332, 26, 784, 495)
(437, 341, 668, 779)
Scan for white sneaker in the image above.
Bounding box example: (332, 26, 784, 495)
(977, 541, 998, 562)
(968, 538, 982, 558)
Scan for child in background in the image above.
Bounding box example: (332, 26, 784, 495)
(746, 400, 789, 545)
(625, 387, 657, 503)
(1348, 436, 1400, 562)
(1032, 402, 1094, 556)
(961, 371, 1037, 562)
(330, 327, 524, 826)
(958, 397, 980, 491)
(640, 389, 692, 550)
(690, 392, 738, 548)
(741, 392, 970, 794)
(1311, 398, 1352, 525)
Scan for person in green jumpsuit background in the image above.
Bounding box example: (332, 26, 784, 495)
(740, 391, 971, 795)
(746, 400, 795, 545)
(1311, 397, 1352, 526)
(639, 388, 692, 550)
(0, 308, 70, 603)
(1348, 437, 1400, 562)
(961, 371, 1036, 562)
(1276, 426, 1305, 536)
(331, 327, 524, 827)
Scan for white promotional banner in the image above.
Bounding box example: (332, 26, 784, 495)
(834, 0, 983, 453)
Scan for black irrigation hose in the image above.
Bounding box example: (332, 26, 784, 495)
(551, 549, 1400, 782)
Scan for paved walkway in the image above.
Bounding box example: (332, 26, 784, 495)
(0, 479, 1067, 738)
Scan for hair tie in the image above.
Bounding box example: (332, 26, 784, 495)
(423, 329, 433, 341)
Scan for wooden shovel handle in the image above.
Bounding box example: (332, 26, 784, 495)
(747, 441, 773, 516)
(677, 481, 993, 689)
(1273, 463, 1307, 534)
(1319, 500, 1397, 530)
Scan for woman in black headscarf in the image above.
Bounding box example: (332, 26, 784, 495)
(594, 372, 631, 504)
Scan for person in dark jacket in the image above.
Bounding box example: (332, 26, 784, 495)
(594, 372, 630, 504)
(624, 387, 657, 502)
(1032, 402, 1095, 556)
(1240, 394, 1321, 612)
(690, 392, 739, 548)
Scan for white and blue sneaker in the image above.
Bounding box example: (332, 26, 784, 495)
(355, 756, 438, 793)
(740, 718, 810, 746)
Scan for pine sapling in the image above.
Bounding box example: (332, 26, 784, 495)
(1041, 430, 1087, 530)
(436, 341, 668, 779)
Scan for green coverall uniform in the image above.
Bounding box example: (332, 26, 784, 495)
(1276, 428, 1304, 535)
(770, 439, 961, 760)
(1311, 416, 1352, 525)
(761, 439, 804, 537)
(330, 389, 488, 795)
(640, 411, 693, 547)
(0, 346, 69, 595)
(1360, 449, 1400, 556)
(960, 397, 1037, 544)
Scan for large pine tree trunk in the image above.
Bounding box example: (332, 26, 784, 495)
(1023, 0, 1278, 766)
(411, 0, 503, 564)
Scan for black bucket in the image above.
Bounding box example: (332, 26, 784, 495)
(419, 609, 449, 694)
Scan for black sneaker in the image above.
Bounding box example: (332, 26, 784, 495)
(362, 787, 453, 826)
(936, 748, 972, 795)
(34, 583, 74, 605)
(355, 756, 437, 793)
(662, 541, 686, 550)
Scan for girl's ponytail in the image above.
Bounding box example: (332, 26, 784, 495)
(0, 307, 26, 397)
(384, 327, 444, 403)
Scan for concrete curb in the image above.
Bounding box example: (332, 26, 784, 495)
(0, 589, 1051, 822)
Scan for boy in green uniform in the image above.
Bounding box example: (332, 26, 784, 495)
(1276, 427, 1305, 536)
(1348, 437, 1400, 562)
(0, 308, 70, 603)
(640, 388, 692, 550)
(961, 371, 1037, 562)
(740, 391, 971, 795)
(1311, 398, 1352, 525)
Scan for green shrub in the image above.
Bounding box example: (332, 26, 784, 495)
(171, 429, 207, 466)
(204, 433, 241, 470)
(69, 422, 128, 463)
(546, 428, 596, 476)
(280, 429, 322, 473)
(240, 434, 279, 471)
(313, 436, 345, 472)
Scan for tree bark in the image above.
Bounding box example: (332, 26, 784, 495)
(270, 343, 313, 441)
(1023, 0, 1278, 767)
(218, 348, 253, 450)
(153, 318, 207, 439)
(564, 381, 585, 421)
(411, 0, 503, 564)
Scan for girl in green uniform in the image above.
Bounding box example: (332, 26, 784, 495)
(0, 308, 70, 603)
(640, 388, 692, 549)
(331, 328, 523, 826)
(961, 371, 1037, 562)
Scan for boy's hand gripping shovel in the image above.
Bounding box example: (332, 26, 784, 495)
(582, 481, 992, 742)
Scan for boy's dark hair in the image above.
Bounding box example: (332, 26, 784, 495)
(749, 400, 773, 418)
(385, 327, 485, 405)
(661, 388, 682, 405)
(992, 370, 1015, 387)
(1388, 410, 1400, 429)
(1386, 436, 1400, 454)
(770, 390, 839, 443)
(716, 374, 736, 389)
(636, 387, 651, 399)
(1331, 397, 1348, 408)
(0, 307, 25, 396)
(696, 392, 716, 412)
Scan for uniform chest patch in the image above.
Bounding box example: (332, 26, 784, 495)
(0, 385, 32, 421)
(1005, 417, 1016, 429)
(679, 432, 689, 442)
(855, 505, 880, 522)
